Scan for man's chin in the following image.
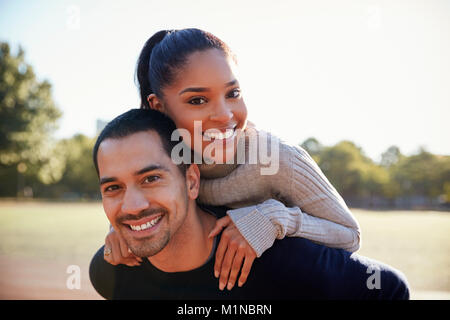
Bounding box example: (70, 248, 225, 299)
(124, 233, 170, 258)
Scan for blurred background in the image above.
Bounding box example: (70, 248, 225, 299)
(0, 0, 449, 299)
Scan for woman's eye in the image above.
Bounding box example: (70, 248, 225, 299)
(188, 97, 207, 105)
(227, 88, 241, 99)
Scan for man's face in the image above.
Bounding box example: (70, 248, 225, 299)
(97, 131, 192, 257)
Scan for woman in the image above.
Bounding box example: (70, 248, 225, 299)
(104, 28, 361, 291)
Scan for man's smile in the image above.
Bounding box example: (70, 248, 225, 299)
(119, 212, 166, 238)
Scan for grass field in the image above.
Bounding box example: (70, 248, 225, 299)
(0, 201, 449, 299)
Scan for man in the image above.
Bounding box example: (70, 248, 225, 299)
(89, 109, 409, 300)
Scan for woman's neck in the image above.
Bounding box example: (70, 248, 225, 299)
(197, 161, 239, 179)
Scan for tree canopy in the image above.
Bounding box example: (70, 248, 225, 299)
(0, 42, 62, 195)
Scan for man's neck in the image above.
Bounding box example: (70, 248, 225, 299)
(147, 203, 217, 273)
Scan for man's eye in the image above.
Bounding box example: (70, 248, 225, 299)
(144, 176, 160, 184)
(227, 88, 241, 99)
(104, 185, 120, 193)
(188, 97, 207, 105)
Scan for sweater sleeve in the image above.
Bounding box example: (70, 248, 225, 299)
(198, 129, 361, 256)
(281, 142, 361, 250)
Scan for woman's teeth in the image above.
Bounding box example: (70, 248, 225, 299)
(203, 129, 235, 140)
(130, 216, 162, 231)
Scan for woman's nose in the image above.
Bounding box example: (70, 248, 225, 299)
(121, 187, 150, 215)
(209, 99, 233, 123)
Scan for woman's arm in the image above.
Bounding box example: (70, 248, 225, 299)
(198, 129, 361, 256)
(226, 199, 360, 257)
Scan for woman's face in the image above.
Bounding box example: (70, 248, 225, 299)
(149, 48, 248, 164)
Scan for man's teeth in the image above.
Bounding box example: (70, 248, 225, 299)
(130, 216, 162, 231)
(203, 129, 235, 140)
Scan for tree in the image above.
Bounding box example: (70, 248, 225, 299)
(42, 134, 99, 199)
(317, 141, 369, 199)
(380, 145, 402, 168)
(0, 42, 62, 196)
(300, 137, 323, 163)
(390, 148, 443, 202)
(380, 146, 403, 200)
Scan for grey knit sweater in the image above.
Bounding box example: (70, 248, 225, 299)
(198, 128, 361, 257)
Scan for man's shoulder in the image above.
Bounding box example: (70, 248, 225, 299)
(253, 237, 353, 286)
(197, 203, 229, 218)
(256, 237, 410, 299)
(89, 245, 120, 299)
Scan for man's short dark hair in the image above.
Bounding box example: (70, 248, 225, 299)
(93, 108, 186, 176)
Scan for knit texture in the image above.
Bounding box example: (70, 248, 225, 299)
(198, 128, 361, 257)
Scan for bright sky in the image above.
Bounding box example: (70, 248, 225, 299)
(1, 0, 449, 161)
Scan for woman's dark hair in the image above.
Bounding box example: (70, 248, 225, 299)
(136, 28, 235, 109)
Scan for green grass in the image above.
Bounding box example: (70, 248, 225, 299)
(0, 201, 109, 262)
(1, 201, 449, 295)
(354, 209, 450, 292)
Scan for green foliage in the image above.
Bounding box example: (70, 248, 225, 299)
(390, 149, 450, 200)
(0, 42, 62, 192)
(300, 137, 323, 163)
(52, 134, 99, 198)
(300, 138, 450, 206)
(316, 141, 372, 198)
(0, 41, 448, 205)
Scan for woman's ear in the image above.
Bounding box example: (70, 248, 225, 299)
(185, 164, 200, 200)
(147, 94, 166, 113)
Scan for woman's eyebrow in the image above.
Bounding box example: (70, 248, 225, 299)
(179, 87, 210, 95)
(225, 79, 237, 87)
(178, 79, 238, 95)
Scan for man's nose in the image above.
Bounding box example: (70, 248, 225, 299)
(209, 99, 233, 123)
(121, 187, 150, 215)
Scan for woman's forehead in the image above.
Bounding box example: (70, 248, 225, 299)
(172, 49, 238, 88)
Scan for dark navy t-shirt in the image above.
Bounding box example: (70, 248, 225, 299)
(89, 206, 409, 300)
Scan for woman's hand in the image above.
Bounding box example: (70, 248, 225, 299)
(208, 216, 257, 291)
(104, 226, 143, 267)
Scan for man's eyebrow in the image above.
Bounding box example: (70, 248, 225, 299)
(178, 79, 238, 95)
(99, 165, 169, 185)
(100, 177, 117, 185)
(135, 164, 169, 176)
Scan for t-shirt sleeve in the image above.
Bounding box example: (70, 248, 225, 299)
(89, 245, 117, 300)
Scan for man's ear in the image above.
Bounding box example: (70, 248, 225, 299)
(147, 93, 166, 113)
(185, 164, 200, 200)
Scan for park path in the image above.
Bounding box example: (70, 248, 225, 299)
(0, 255, 102, 300)
(1, 254, 449, 300)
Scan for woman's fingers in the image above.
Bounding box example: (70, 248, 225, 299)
(219, 244, 237, 291)
(109, 235, 122, 265)
(226, 249, 245, 290)
(214, 230, 230, 278)
(208, 215, 232, 238)
(123, 257, 142, 267)
(212, 218, 258, 291)
(104, 238, 114, 264)
(238, 254, 256, 287)
(118, 236, 132, 258)
(105, 228, 142, 266)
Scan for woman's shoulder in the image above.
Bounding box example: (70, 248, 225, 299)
(246, 127, 309, 163)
